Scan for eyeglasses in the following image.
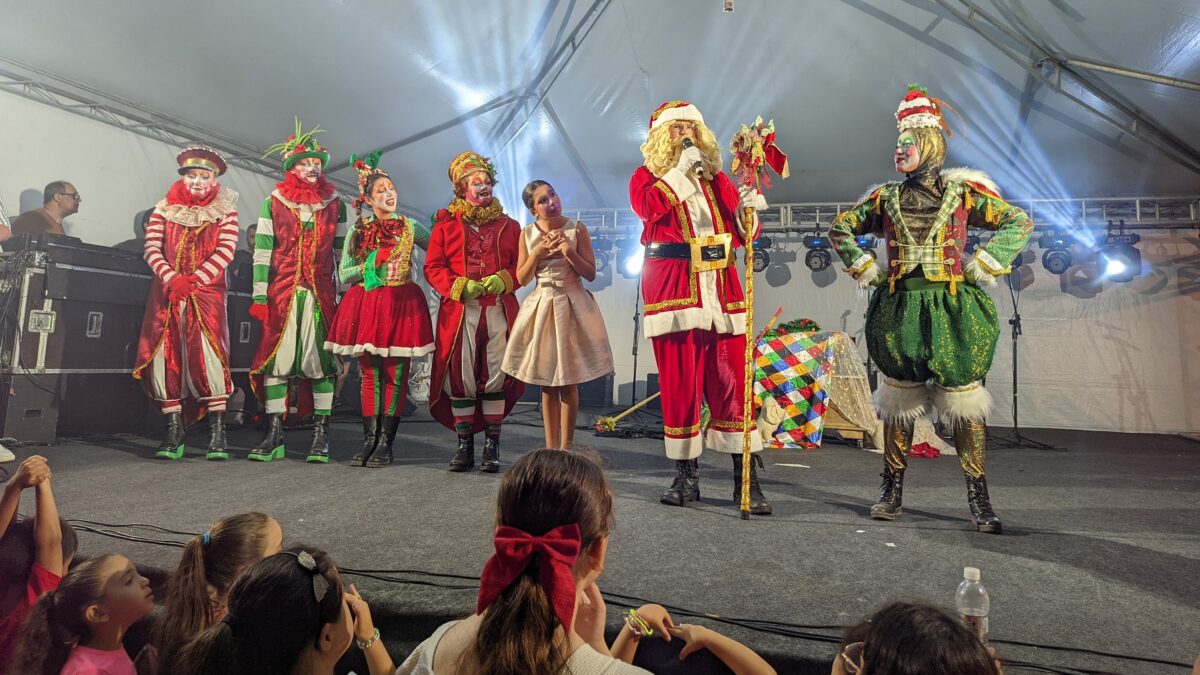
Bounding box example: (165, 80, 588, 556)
(58, 192, 81, 201)
(839, 641, 864, 675)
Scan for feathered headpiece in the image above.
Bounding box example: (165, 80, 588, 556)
(895, 84, 963, 138)
(263, 118, 331, 171)
(350, 150, 387, 209)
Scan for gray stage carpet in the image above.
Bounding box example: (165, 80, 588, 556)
(8, 406, 1197, 674)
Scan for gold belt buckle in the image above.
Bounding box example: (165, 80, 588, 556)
(690, 233, 732, 272)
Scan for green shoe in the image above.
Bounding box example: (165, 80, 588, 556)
(249, 414, 285, 462)
(154, 412, 186, 460)
(156, 444, 185, 460)
(249, 445, 285, 462)
(206, 450, 229, 461)
(305, 452, 330, 464)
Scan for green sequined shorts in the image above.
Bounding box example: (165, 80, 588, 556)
(865, 277, 999, 388)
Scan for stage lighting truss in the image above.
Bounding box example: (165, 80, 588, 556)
(1038, 230, 1072, 275)
(1097, 220, 1141, 283)
(802, 234, 833, 272)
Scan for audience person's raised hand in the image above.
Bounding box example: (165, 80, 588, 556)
(12, 455, 51, 488)
(346, 584, 376, 642)
(574, 582, 610, 654)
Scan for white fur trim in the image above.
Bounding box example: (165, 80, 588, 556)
(660, 167, 699, 203)
(897, 112, 941, 131)
(975, 248, 1006, 275)
(651, 104, 705, 131)
(855, 260, 882, 289)
(874, 377, 932, 424)
(932, 382, 993, 424)
(941, 167, 1000, 195)
(897, 96, 933, 112)
(963, 256, 997, 288)
(664, 433, 703, 460)
(707, 427, 764, 454)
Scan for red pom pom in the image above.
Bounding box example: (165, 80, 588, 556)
(295, 145, 307, 153)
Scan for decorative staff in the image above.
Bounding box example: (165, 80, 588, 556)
(729, 117, 789, 519)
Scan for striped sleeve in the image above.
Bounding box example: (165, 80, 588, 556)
(410, 217, 431, 251)
(143, 211, 178, 283)
(252, 197, 275, 303)
(338, 222, 364, 285)
(194, 211, 240, 285)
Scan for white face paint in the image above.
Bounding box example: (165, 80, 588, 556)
(291, 157, 323, 185)
(366, 177, 397, 215)
(183, 168, 216, 197)
(463, 171, 494, 206)
(895, 131, 920, 174)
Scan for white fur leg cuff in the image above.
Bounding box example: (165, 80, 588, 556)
(874, 378, 931, 424)
(933, 382, 993, 425)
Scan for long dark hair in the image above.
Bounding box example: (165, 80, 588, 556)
(154, 512, 276, 671)
(473, 447, 613, 675)
(169, 546, 344, 675)
(0, 516, 78, 590)
(8, 554, 119, 675)
(841, 601, 998, 675)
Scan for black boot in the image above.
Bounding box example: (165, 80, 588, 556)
(205, 412, 228, 461)
(155, 412, 186, 460)
(306, 415, 330, 464)
(350, 416, 380, 467)
(660, 459, 700, 506)
(449, 433, 474, 472)
(367, 417, 400, 468)
(249, 413, 285, 462)
(480, 431, 500, 473)
(732, 454, 772, 515)
(966, 475, 1003, 534)
(870, 467, 905, 520)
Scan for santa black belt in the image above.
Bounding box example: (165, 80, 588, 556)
(645, 234, 732, 272)
(644, 242, 692, 259)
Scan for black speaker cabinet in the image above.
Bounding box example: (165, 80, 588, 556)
(645, 373, 662, 410)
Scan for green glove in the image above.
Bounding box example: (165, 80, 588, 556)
(462, 280, 486, 299)
(480, 274, 506, 295)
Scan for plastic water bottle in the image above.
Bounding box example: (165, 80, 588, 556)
(955, 566, 990, 642)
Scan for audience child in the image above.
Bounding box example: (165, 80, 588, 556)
(8, 554, 155, 675)
(832, 600, 1003, 675)
(170, 546, 393, 675)
(397, 447, 649, 674)
(0, 455, 76, 670)
(611, 602, 776, 674)
(153, 512, 283, 669)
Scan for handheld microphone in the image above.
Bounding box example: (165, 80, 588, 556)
(681, 138, 704, 178)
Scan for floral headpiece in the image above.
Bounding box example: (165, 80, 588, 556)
(350, 150, 388, 209)
(895, 83, 962, 138)
(264, 118, 331, 171)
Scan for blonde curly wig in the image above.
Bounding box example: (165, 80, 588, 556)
(641, 123, 723, 178)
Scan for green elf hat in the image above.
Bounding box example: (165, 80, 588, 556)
(264, 118, 331, 171)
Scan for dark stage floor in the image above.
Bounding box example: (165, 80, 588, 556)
(8, 406, 1198, 674)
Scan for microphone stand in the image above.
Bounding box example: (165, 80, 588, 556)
(988, 273, 1063, 451)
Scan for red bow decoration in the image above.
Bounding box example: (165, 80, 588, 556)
(762, 132, 790, 180)
(476, 523, 582, 631)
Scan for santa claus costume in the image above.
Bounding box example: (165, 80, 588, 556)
(133, 146, 239, 460)
(424, 151, 524, 473)
(828, 85, 1033, 533)
(325, 152, 434, 468)
(629, 101, 772, 514)
(249, 122, 347, 464)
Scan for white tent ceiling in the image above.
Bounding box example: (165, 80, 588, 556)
(3, 0, 1199, 218)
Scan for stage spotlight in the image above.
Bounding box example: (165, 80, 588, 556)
(754, 234, 773, 250)
(618, 242, 644, 278)
(1038, 231, 1071, 275)
(752, 249, 770, 273)
(594, 251, 609, 273)
(855, 234, 877, 250)
(803, 234, 833, 272)
(1097, 220, 1141, 283)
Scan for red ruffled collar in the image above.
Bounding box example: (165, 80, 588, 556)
(165, 179, 219, 206)
(276, 172, 335, 205)
(354, 215, 405, 260)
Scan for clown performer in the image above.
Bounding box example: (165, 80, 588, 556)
(324, 152, 434, 468)
(424, 152, 523, 473)
(828, 85, 1033, 534)
(501, 179, 615, 449)
(133, 147, 239, 460)
(249, 121, 347, 464)
(629, 101, 772, 514)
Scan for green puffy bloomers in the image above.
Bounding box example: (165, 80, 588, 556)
(865, 276, 999, 388)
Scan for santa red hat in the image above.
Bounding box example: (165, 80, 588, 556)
(895, 85, 942, 132)
(176, 146, 227, 176)
(649, 100, 705, 131)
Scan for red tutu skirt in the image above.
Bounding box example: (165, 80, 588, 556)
(325, 284, 434, 357)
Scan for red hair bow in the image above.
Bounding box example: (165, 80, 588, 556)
(476, 523, 582, 631)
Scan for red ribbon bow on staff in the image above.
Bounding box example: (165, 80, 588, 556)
(476, 523, 582, 631)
